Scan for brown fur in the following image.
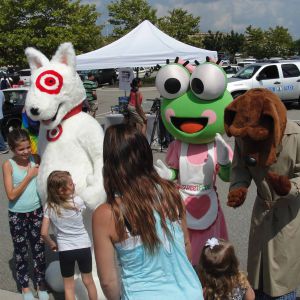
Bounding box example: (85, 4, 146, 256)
(225, 89, 289, 207)
(224, 88, 287, 167)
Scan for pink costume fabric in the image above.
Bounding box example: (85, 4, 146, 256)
(166, 140, 228, 265)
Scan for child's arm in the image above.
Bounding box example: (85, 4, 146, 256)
(244, 280, 255, 300)
(2, 160, 39, 201)
(41, 216, 57, 251)
(92, 204, 120, 300)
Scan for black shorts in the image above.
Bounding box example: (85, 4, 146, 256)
(59, 247, 92, 278)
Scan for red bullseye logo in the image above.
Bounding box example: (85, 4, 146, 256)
(36, 70, 63, 94)
(46, 125, 63, 142)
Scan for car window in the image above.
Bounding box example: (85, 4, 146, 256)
(20, 70, 31, 76)
(233, 65, 261, 79)
(281, 64, 300, 78)
(4, 90, 27, 105)
(258, 65, 279, 80)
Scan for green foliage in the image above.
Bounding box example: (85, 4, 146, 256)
(157, 9, 200, 45)
(243, 25, 266, 59)
(222, 30, 245, 61)
(243, 25, 293, 59)
(202, 30, 224, 51)
(292, 39, 300, 55)
(0, 0, 103, 67)
(265, 26, 293, 57)
(107, 0, 157, 38)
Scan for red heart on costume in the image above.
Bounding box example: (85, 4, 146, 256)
(185, 195, 211, 219)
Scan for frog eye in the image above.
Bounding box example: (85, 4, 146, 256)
(155, 64, 190, 99)
(190, 63, 226, 101)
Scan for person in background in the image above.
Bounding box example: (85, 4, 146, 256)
(2, 129, 48, 300)
(1, 75, 11, 90)
(0, 89, 9, 154)
(92, 124, 203, 300)
(127, 78, 147, 135)
(41, 170, 97, 300)
(83, 73, 98, 118)
(198, 237, 255, 300)
(12, 75, 25, 88)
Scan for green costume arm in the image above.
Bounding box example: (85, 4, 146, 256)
(218, 162, 231, 182)
(170, 168, 178, 181)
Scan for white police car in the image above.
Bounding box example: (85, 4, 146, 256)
(227, 60, 300, 104)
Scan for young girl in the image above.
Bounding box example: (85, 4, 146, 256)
(93, 124, 203, 300)
(127, 78, 147, 135)
(41, 170, 97, 300)
(2, 129, 48, 300)
(198, 237, 255, 300)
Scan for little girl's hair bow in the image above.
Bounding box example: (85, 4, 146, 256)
(205, 237, 219, 249)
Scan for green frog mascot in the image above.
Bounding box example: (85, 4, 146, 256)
(155, 57, 233, 265)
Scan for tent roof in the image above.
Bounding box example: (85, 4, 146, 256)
(76, 20, 217, 70)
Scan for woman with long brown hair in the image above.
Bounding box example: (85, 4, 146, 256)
(92, 124, 203, 300)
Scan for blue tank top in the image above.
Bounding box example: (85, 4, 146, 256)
(115, 212, 203, 300)
(8, 157, 41, 213)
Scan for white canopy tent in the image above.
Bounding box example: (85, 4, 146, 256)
(76, 20, 217, 70)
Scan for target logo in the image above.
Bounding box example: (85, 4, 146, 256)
(46, 125, 63, 142)
(36, 70, 63, 94)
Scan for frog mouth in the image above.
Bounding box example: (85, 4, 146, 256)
(171, 117, 208, 134)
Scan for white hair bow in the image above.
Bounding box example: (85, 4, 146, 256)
(205, 237, 219, 249)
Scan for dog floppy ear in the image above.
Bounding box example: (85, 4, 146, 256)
(262, 89, 287, 147)
(224, 99, 239, 137)
(25, 47, 49, 72)
(51, 42, 76, 73)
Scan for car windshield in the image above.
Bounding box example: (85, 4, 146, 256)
(20, 70, 31, 76)
(4, 90, 27, 105)
(232, 65, 262, 79)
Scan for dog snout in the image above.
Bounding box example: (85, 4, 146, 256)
(30, 107, 40, 116)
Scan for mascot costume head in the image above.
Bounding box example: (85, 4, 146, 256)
(155, 57, 233, 265)
(156, 57, 232, 144)
(225, 88, 291, 207)
(25, 43, 106, 299)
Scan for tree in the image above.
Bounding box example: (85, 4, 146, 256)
(0, 0, 103, 67)
(107, 0, 157, 38)
(292, 39, 300, 55)
(158, 9, 200, 45)
(223, 30, 245, 62)
(265, 26, 293, 58)
(243, 25, 294, 59)
(243, 25, 266, 59)
(202, 30, 224, 52)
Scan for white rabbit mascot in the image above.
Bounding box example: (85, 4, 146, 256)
(25, 42, 106, 299)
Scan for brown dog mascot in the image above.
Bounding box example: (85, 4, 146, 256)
(224, 88, 300, 299)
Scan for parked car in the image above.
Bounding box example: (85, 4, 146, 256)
(78, 69, 118, 85)
(222, 65, 241, 78)
(227, 60, 300, 105)
(19, 69, 31, 86)
(1, 87, 28, 138)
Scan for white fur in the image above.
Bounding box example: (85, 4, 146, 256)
(25, 43, 106, 299)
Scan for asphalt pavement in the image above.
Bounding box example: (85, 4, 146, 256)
(0, 85, 299, 298)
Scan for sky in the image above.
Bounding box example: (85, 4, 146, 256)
(82, 0, 300, 40)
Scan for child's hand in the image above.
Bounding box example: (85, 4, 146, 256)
(27, 164, 39, 179)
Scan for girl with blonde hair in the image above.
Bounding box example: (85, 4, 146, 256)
(198, 237, 255, 300)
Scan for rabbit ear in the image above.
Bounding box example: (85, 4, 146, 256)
(51, 42, 76, 71)
(25, 47, 49, 71)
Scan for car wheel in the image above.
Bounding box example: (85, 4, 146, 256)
(232, 91, 245, 99)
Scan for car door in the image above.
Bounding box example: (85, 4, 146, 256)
(256, 65, 284, 99)
(279, 63, 300, 100)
